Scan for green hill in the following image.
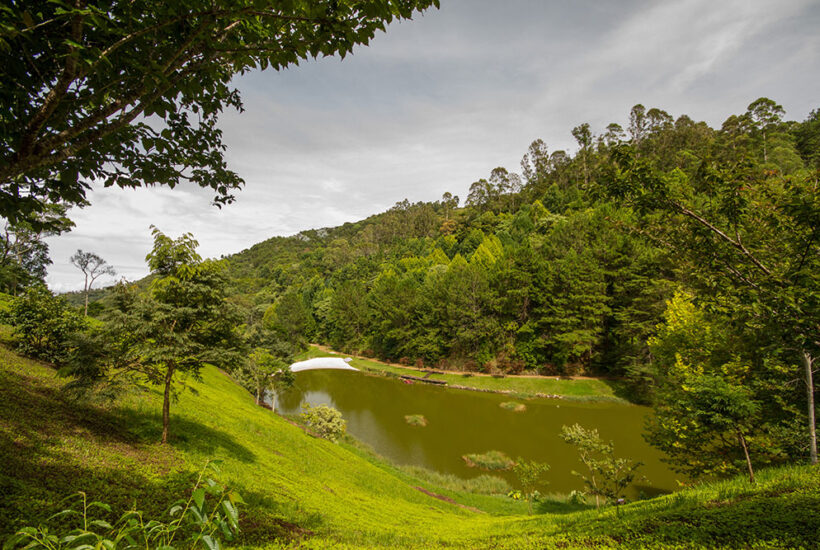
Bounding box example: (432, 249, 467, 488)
(2, 345, 819, 549)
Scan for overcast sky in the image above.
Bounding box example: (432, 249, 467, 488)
(45, 0, 820, 292)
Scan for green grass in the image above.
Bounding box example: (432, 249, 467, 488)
(298, 346, 627, 402)
(3, 344, 820, 549)
(463, 450, 515, 471)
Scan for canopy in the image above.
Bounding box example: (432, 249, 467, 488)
(289, 357, 358, 373)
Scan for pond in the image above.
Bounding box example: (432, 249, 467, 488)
(275, 369, 680, 498)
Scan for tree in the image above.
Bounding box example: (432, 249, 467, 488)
(603, 144, 819, 464)
(746, 97, 784, 163)
(0, 205, 73, 294)
(512, 458, 550, 515)
(70, 249, 115, 315)
(0, 0, 440, 227)
(122, 228, 243, 443)
(572, 123, 592, 186)
(560, 423, 643, 508)
(240, 347, 294, 409)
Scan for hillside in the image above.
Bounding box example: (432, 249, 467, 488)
(3, 345, 819, 549)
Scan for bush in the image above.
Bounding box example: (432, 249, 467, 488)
(301, 404, 346, 442)
(3, 286, 85, 362)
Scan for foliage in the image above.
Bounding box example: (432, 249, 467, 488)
(0, 206, 73, 294)
(560, 423, 643, 507)
(301, 403, 346, 442)
(3, 461, 241, 550)
(3, 285, 84, 361)
(61, 228, 243, 444)
(512, 458, 550, 515)
(236, 347, 294, 407)
(645, 292, 792, 481)
(462, 450, 515, 471)
(0, 0, 440, 228)
(404, 414, 428, 427)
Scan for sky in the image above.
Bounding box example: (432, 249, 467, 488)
(45, 0, 820, 291)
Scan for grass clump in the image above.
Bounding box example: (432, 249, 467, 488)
(399, 466, 511, 495)
(404, 414, 428, 427)
(462, 450, 515, 471)
(499, 401, 526, 412)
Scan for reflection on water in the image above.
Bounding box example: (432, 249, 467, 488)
(274, 370, 679, 497)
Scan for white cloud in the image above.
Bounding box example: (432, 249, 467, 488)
(44, 0, 820, 291)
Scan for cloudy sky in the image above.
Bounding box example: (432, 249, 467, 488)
(45, 0, 820, 291)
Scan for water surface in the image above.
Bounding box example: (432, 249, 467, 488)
(276, 370, 679, 497)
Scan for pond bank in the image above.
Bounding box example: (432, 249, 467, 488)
(300, 345, 630, 403)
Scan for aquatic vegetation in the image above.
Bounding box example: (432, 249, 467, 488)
(462, 450, 515, 471)
(500, 401, 526, 412)
(404, 414, 428, 427)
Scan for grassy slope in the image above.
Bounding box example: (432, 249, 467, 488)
(2, 346, 819, 549)
(299, 345, 626, 401)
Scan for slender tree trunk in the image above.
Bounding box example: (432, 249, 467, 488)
(803, 350, 817, 465)
(83, 279, 89, 316)
(255, 386, 261, 406)
(161, 363, 175, 444)
(737, 430, 755, 483)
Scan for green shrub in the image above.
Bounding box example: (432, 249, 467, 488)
(3, 286, 85, 362)
(462, 450, 515, 471)
(301, 403, 346, 442)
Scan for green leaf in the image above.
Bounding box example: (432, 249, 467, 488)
(192, 487, 205, 510)
(201, 535, 220, 550)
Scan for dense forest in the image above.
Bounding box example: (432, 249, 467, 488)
(226, 100, 818, 376)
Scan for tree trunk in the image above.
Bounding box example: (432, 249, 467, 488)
(161, 363, 175, 444)
(803, 350, 817, 465)
(255, 385, 261, 406)
(83, 273, 89, 316)
(737, 430, 755, 483)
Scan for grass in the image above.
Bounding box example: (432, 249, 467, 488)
(3, 343, 820, 549)
(462, 450, 516, 471)
(404, 414, 428, 427)
(298, 346, 627, 402)
(500, 401, 526, 412)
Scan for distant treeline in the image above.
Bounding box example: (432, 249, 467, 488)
(225, 100, 819, 384)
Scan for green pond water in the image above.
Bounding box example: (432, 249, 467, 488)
(276, 369, 680, 498)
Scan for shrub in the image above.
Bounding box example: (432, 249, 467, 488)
(301, 404, 346, 442)
(462, 450, 515, 471)
(3, 285, 85, 362)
